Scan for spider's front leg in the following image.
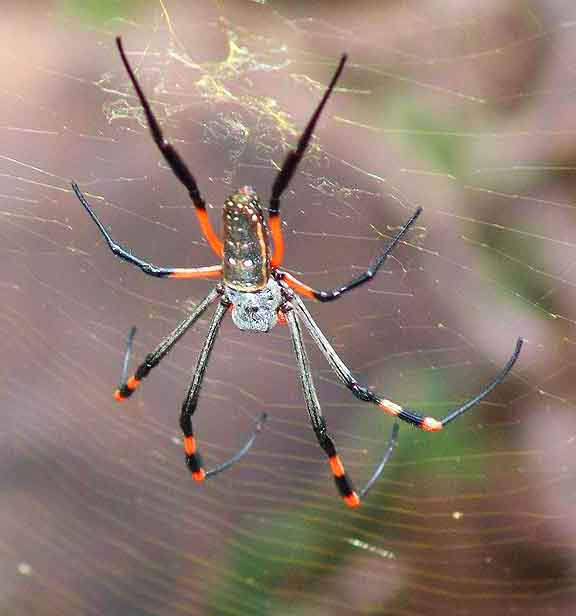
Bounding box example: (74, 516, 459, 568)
(284, 302, 359, 506)
(115, 288, 221, 400)
(292, 293, 523, 431)
(283, 300, 398, 507)
(179, 296, 267, 481)
(179, 298, 230, 480)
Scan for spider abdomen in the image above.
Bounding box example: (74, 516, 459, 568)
(222, 186, 271, 292)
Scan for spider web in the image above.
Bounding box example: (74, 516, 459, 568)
(1, 1, 574, 614)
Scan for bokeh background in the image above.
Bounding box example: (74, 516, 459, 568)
(1, 1, 575, 614)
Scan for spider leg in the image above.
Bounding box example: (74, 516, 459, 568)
(72, 183, 222, 279)
(269, 55, 347, 267)
(115, 288, 220, 400)
(292, 293, 523, 432)
(205, 411, 268, 479)
(115, 37, 223, 257)
(285, 305, 398, 507)
(277, 207, 422, 301)
(359, 421, 399, 500)
(120, 325, 137, 386)
(179, 298, 266, 481)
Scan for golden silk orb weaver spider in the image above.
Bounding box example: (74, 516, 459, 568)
(72, 37, 523, 508)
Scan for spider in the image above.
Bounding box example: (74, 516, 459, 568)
(72, 37, 523, 508)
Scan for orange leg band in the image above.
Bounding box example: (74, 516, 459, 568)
(126, 376, 140, 391)
(168, 266, 222, 279)
(344, 492, 361, 508)
(270, 215, 284, 268)
(280, 272, 316, 299)
(114, 376, 141, 401)
(329, 455, 346, 478)
(184, 436, 197, 456)
(196, 209, 223, 257)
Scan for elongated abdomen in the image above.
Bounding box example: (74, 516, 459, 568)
(222, 186, 271, 291)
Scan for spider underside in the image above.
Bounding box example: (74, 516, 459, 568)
(72, 37, 523, 508)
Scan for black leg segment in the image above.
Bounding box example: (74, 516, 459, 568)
(277, 206, 422, 302)
(72, 183, 222, 279)
(114, 289, 220, 400)
(292, 293, 523, 432)
(285, 306, 398, 507)
(179, 299, 266, 481)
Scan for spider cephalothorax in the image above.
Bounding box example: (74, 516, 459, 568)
(72, 37, 523, 507)
(226, 278, 282, 332)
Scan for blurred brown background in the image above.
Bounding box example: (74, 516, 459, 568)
(1, 1, 575, 614)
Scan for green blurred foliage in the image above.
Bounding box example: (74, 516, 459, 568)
(60, 0, 144, 22)
(208, 506, 390, 614)
(209, 375, 494, 614)
(381, 93, 551, 318)
(382, 94, 465, 178)
(478, 224, 555, 319)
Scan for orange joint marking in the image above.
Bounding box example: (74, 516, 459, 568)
(114, 389, 126, 402)
(344, 492, 361, 508)
(277, 310, 288, 326)
(422, 417, 443, 432)
(184, 436, 197, 456)
(126, 376, 141, 391)
(270, 215, 284, 268)
(378, 399, 402, 417)
(192, 469, 206, 482)
(168, 266, 222, 279)
(282, 272, 315, 300)
(196, 208, 223, 257)
(329, 455, 346, 478)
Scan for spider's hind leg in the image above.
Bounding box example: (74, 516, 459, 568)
(115, 37, 223, 257)
(268, 54, 347, 268)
